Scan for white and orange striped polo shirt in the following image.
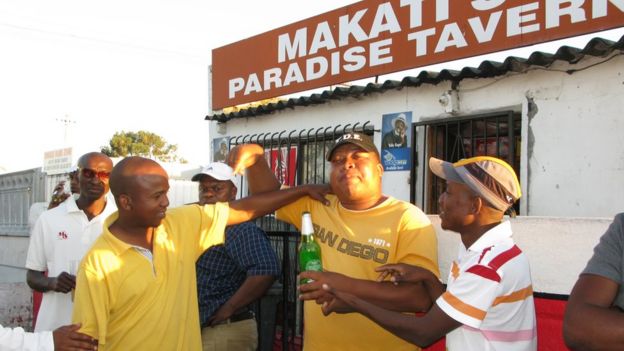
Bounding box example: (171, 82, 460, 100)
(436, 221, 536, 351)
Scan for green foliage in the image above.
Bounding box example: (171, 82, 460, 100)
(101, 130, 187, 163)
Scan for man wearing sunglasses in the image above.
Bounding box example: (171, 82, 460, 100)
(25, 152, 116, 333)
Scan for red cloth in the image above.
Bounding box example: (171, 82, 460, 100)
(534, 297, 569, 351)
(32, 290, 42, 330)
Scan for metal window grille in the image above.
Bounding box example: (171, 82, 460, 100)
(227, 122, 374, 350)
(0, 168, 48, 236)
(413, 111, 521, 214)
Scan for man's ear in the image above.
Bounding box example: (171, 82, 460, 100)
(472, 197, 484, 214)
(376, 162, 384, 178)
(229, 186, 238, 202)
(119, 194, 132, 211)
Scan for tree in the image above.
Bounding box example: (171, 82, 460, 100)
(101, 130, 187, 163)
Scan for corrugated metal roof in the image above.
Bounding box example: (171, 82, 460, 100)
(207, 35, 624, 122)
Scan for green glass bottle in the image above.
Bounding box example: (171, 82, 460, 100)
(298, 211, 322, 284)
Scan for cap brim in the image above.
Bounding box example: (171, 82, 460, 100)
(326, 140, 378, 161)
(326, 140, 345, 161)
(192, 172, 236, 183)
(428, 157, 464, 183)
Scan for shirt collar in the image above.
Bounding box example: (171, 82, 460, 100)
(466, 221, 513, 252)
(101, 211, 165, 256)
(101, 211, 135, 256)
(63, 195, 82, 213)
(65, 194, 116, 216)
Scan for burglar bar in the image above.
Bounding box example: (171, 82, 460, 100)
(413, 111, 521, 214)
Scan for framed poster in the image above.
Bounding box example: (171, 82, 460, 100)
(381, 112, 412, 171)
(212, 137, 229, 162)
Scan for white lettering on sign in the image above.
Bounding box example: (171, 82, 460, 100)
(472, 0, 506, 11)
(307, 56, 328, 80)
(310, 22, 336, 56)
(468, 11, 503, 43)
(264, 68, 282, 90)
(369, 3, 402, 39)
(407, 28, 436, 56)
(507, 2, 540, 36)
(370, 39, 393, 66)
(339, 8, 369, 47)
(546, 0, 587, 29)
(230, 40, 398, 96)
(593, 0, 624, 18)
(218, 0, 624, 108)
(400, 0, 425, 28)
(435, 23, 468, 53)
(278, 28, 308, 63)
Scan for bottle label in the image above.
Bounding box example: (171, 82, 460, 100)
(305, 259, 322, 272)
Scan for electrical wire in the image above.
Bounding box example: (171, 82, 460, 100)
(0, 21, 207, 61)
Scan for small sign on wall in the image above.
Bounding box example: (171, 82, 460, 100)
(212, 137, 229, 162)
(43, 147, 73, 175)
(381, 112, 412, 172)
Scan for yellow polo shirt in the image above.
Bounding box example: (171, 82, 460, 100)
(72, 203, 229, 351)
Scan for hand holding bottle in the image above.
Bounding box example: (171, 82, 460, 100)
(48, 181, 70, 209)
(298, 212, 322, 284)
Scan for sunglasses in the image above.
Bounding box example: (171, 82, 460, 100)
(80, 168, 111, 182)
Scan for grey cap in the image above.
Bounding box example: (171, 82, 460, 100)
(429, 156, 521, 212)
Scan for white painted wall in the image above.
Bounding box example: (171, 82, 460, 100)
(431, 215, 613, 295)
(215, 53, 624, 218)
(0, 236, 30, 283)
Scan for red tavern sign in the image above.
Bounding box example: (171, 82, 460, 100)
(212, 0, 624, 109)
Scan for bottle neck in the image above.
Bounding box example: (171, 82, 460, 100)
(301, 232, 315, 242)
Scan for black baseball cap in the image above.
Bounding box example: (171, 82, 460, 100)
(326, 132, 379, 161)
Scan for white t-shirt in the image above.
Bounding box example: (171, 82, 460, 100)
(0, 324, 53, 351)
(436, 221, 537, 351)
(25, 196, 116, 332)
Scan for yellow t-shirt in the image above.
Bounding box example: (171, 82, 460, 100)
(276, 195, 439, 351)
(72, 203, 229, 351)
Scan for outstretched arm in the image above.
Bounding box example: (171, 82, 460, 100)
(321, 284, 459, 347)
(227, 185, 329, 226)
(227, 144, 280, 194)
(376, 263, 445, 303)
(299, 270, 435, 312)
(563, 274, 624, 350)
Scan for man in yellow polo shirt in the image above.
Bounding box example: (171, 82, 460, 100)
(230, 134, 439, 351)
(71, 156, 328, 351)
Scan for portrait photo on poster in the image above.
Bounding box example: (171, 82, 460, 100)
(212, 137, 229, 162)
(381, 112, 412, 172)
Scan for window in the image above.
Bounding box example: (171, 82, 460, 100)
(414, 111, 521, 214)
